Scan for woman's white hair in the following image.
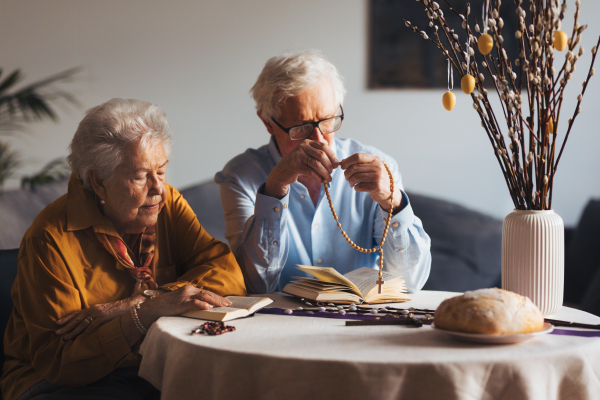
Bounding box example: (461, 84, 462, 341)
(250, 50, 346, 120)
(67, 98, 172, 191)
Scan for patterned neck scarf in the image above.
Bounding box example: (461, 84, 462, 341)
(85, 226, 159, 295)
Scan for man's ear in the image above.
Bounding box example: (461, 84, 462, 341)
(257, 110, 275, 135)
(89, 170, 107, 201)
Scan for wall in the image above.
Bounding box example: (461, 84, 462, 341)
(1, 0, 599, 226)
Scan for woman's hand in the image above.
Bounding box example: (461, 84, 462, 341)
(57, 286, 231, 341)
(136, 285, 232, 327)
(56, 295, 144, 341)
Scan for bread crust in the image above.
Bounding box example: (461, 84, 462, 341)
(434, 288, 544, 334)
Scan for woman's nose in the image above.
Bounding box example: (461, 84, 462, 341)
(149, 175, 164, 195)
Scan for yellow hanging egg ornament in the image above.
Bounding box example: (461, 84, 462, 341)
(553, 30, 568, 51)
(442, 91, 456, 111)
(461, 74, 476, 94)
(478, 34, 494, 55)
(545, 116, 555, 135)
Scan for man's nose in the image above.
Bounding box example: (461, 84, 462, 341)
(308, 126, 325, 142)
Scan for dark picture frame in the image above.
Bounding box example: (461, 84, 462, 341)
(368, 0, 529, 89)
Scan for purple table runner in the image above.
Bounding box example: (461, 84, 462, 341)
(258, 308, 600, 337)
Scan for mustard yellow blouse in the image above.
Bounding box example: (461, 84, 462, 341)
(1, 175, 246, 400)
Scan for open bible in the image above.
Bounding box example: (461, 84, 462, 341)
(182, 296, 274, 322)
(282, 265, 410, 304)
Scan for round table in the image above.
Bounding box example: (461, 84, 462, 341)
(138, 291, 600, 400)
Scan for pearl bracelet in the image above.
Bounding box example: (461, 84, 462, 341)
(130, 302, 148, 335)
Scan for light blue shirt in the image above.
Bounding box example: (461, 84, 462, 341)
(215, 137, 431, 294)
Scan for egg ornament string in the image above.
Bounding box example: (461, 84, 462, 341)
(442, 58, 456, 111)
(478, 0, 494, 55)
(322, 162, 395, 294)
(461, 36, 476, 95)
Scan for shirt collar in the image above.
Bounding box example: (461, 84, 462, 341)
(66, 173, 120, 236)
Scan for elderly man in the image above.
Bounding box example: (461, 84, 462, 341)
(215, 50, 431, 294)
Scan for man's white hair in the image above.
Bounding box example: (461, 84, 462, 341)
(67, 98, 172, 191)
(250, 50, 346, 120)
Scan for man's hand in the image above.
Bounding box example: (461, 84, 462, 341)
(264, 140, 339, 199)
(341, 153, 402, 213)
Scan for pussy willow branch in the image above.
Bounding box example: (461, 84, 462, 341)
(407, 0, 598, 210)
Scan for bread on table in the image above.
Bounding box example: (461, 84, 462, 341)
(434, 288, 544, 334)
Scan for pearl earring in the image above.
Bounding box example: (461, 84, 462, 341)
(100, 199, 105, 205)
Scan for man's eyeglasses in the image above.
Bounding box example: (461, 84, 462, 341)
(271, 106, 344, 141)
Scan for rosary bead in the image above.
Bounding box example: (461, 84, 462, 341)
(323, 162, 394, 287)
(284, 309, 293, 314)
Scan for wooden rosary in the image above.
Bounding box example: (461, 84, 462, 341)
(323, 161, 395, 294)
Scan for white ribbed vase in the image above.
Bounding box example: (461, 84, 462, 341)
(501, 210, 564, 316)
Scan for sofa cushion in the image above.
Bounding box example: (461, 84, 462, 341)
(408, 193, 503, 292)
(0, 179, 68, 250)
(0, 248, 19, 365)
(564, 199, 600, 305)
(179, 180, 226, 243)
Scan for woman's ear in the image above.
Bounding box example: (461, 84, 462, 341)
(89, 170, 107, 202)
(257, 110, 275, 135)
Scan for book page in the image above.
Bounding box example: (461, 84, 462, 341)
(295, 265, 362, 296)
(226, 296, 270, 311)
(343, 267, 402, 297)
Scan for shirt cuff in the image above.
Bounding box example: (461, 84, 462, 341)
(255, 183, 290, 221)
(380, 192, 415, 237)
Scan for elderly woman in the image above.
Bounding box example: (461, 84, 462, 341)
(1, 99, 246, 400)
(215, 50, 431, 294)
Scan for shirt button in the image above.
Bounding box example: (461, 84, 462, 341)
(392, 222, 399, 227)
(398, 249, 404, 253)
(283, 204, 288, 209)
(317, 259, 323, 264)
(313, 224, 318, 229)
(273, 241, 278, 245)
(300, 194, 306, 199)
(274, 207, 280, 212)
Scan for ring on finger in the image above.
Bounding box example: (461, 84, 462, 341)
(306, 157, 313, 166)
(84, 316, 93, 325)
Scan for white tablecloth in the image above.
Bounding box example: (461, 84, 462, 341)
(138, 291, 600, 400)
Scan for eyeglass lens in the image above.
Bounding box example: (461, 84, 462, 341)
(289, 117, 342, 140)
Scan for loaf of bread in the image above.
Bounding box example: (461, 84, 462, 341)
(434, 288, 544, 334)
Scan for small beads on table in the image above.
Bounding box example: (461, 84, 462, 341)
(370, 309, 379, 314)
(339, 310, 346, 315)
(401, 309, 409, 315)
(284, 309, 293, 315)
(318, 307, 326, 312)
(191, 321, 235, 336)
